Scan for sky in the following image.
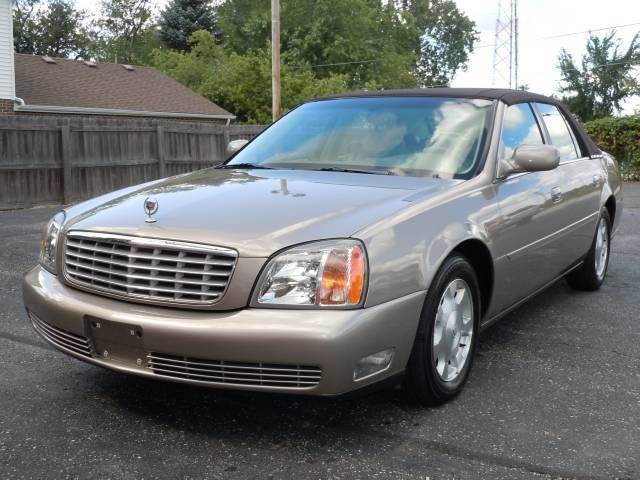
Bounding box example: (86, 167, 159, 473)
(450, 0, 640, 113)
(76, 0, 640, 113)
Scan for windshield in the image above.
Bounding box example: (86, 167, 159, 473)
(227, 97, 494, 179)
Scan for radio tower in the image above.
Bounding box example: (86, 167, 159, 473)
(492, 0, 519, 88)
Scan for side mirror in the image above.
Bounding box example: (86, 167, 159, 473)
(226, 139, 249, 158)
(499, 144, 560, 178)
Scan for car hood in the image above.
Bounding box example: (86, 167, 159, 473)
(67, 168, 455, 257)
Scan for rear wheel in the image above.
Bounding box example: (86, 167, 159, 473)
(404, 255, 481, 406)
(566, 209, 611, 291)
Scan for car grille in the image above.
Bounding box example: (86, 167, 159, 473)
(63, 231, 238, 307)
(29, 311, 93, 358)
(147, 353, 322, 388)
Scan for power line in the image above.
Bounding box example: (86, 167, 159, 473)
(282, 22, 639, 90)
(476, 21, 640, 49)
(290, 59, 379, 69)
(590, 59, 640, 69)
(518, 60, 640, 86)
(290, 22, 640, 72)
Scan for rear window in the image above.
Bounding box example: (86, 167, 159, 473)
(535, 103, 580, 160)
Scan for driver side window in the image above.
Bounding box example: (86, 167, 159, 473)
(500, 103, 545, 159)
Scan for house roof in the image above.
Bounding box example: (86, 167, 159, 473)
(13, 53, 234, 120)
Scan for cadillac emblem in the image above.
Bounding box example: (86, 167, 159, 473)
(144, 196, 159, 223)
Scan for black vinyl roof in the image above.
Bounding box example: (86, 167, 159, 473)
(315, 88, 601, 156)
(318, 87, 558, 106)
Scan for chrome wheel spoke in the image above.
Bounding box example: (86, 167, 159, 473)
(433, 335, 448, 376)
(453, 287, 466, 305)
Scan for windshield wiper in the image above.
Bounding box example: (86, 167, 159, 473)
(314, 167, 394, 176)
(217, 163, 275, 170)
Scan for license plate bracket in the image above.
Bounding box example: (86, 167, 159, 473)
(85, 316, 146, 367)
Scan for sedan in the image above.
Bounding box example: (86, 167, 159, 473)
(24, 88, 622, 405)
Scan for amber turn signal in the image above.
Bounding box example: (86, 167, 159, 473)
(319, 244, 366, 306)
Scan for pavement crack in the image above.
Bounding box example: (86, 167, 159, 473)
(300, 420, 607, 480)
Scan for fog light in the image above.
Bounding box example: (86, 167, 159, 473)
(353, 348, 394, 381)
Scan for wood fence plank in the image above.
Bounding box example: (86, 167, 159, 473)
(0, 116, 267, 208)
(60, 123, 73, 205)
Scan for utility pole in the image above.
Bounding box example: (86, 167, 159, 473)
(271, 0, 281, 122)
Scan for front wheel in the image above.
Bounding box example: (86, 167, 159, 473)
(566, 209, 611, 291)
(404, 255, 481, 406)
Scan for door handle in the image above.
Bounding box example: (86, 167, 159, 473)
(550, 186, 563, 204)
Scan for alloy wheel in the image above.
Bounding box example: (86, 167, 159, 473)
(432, 278, 474, 382)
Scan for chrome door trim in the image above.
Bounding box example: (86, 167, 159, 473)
(501, 211, 599, 260)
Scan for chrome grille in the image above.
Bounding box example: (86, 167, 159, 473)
(148, 353, 322, 388)
(63, 231, 237, 307)
(29, 312, 93, 357)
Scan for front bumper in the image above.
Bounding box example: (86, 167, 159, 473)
(23, 266, 425, 396)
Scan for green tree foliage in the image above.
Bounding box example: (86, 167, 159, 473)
(558, 31, 640, 121)
(159, 0, 217, 51)
(215, 0, 476, 89)
(151, 31, 349, 123)
(92, 0, 160, 64)
(13, 0, 478, 123)
(409, 0, 477, 86)
(13, 0, 92, 57)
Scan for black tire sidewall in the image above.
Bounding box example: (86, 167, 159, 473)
(592, 210, 611, 284)
(408, 255, 481, 402)
(575, 208, 611, 290)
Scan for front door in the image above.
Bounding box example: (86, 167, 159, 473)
(489, 102, 571, 317)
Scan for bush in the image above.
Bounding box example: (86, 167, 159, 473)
(584, 115, 640, 180)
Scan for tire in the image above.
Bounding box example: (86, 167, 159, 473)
(404, 254, 481, 406)
(566, 208, 611, 291)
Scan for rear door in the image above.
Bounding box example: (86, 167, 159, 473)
(533, 102, 601, 263)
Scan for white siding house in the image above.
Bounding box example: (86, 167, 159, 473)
(0, 0, 15, 101)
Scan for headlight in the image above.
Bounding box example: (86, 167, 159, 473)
(255, 239, 367, 308)
(39, 211, 65, 274)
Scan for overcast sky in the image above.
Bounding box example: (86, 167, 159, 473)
(77, 0, 640, 113)
(451, 0, 640, 113)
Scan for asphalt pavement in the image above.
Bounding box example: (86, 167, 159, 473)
(0, 184, 639, 480)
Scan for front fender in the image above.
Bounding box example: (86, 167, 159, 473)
(358, 182, 499, 308)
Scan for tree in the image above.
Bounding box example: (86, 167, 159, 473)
(13, 0, 92, 58)
(159, 0, 217, 51)
(13, 0, 39, 54)
(152, 31, 349, 123)
(558, 31, 640, 121)
(93, 0, 159, 64)
(214, 0, 476, 90)
(406, 0, 477, 86)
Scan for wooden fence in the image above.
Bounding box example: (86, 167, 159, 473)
(0, 115, 266, 209)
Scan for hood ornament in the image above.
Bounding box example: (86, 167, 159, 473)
(144, 196, 159, 223)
